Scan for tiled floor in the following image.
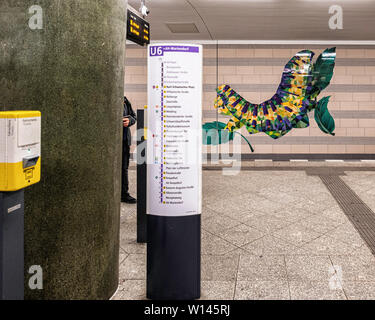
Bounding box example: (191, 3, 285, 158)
(113, 165, 375, 300)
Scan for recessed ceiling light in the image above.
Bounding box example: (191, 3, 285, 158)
(166, 23, 200, 34)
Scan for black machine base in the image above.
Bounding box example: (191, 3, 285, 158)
(136, 109, 147, 243)
(147, 214, 201, 300)
(0, 190, 24, 300)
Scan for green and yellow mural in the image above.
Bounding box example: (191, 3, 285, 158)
(203, 47, 337, 151)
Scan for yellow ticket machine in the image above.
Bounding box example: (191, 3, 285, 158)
(0, 111, 41, 300)
(0, 111, 41, 191)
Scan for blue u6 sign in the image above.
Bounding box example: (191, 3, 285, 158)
(149, 45, 201, 57)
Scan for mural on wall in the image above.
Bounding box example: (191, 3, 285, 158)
(203, 47, 337, 152)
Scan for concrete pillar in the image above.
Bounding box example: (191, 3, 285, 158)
(0, 0, 127, 299)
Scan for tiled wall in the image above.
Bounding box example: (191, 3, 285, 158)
(124, 44, 375, 157)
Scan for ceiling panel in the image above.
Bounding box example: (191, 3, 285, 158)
(128, 0, 375, 41)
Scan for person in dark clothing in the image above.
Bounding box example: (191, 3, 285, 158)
(122, 96, 137, 203)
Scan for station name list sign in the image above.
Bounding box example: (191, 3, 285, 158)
(147, 44, 202, 217)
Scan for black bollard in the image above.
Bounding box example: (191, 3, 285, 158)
(137, 109, 147, 243)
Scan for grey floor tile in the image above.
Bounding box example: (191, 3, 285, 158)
(203, 187, 244, 201)
(330, 255, 375, 282)
(343, 281, 375, 300)
(201, 253, 240, 281)
(121, 241, 146, 254)
(202, 214, 242, 234)
(120, 223, 137, 242)
(342, 172, 375, 213)
(273, 222, 322, 247)
(242, 214, 292, 234)
(112, 280, 146, 300)
(120, 201, 137, 218)
(205, 194, 257, 217)
(270, 208, 314, 223)
(220, 224, 264, 247)
(227, 247, 252, 256)
(120, 220, 146, 254)
(320, 207, 349, 224)
(242, 235, 300, 256)
(298, 235, 359, 256)
(351, 244, 375, 258)
(202, 230, 238, 255)
(239, 196, 282, 216)
(119, 254, 146, 281)
(237, 254, 287, 281)
(297, 214, 344, 234)
(119, 247, 128, 264)
(200, 281, 236, 300)
(120, 208, 137, 224)
(201, 208, 222, 220)
(291, 198, 334, 215)
(289, 281, 347, 300)
(285, 255, 334, 282)
(224, 208, 264, 223)
(235, 281, 290, 300)
(327, 223, 366, 248)
(261, 190, 299, 206)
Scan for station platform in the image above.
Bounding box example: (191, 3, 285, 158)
(114, 162, 375, 300)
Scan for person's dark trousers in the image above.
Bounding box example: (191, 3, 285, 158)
(121, 142, 130, 198)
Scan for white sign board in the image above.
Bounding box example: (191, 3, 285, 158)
(147, 43, 202, 217)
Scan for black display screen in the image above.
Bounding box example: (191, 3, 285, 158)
(126, 10, 150, 46)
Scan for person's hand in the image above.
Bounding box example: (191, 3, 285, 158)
(123, 118, 130, 127)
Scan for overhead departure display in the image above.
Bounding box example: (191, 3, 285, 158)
(126, 9, 150, 46)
